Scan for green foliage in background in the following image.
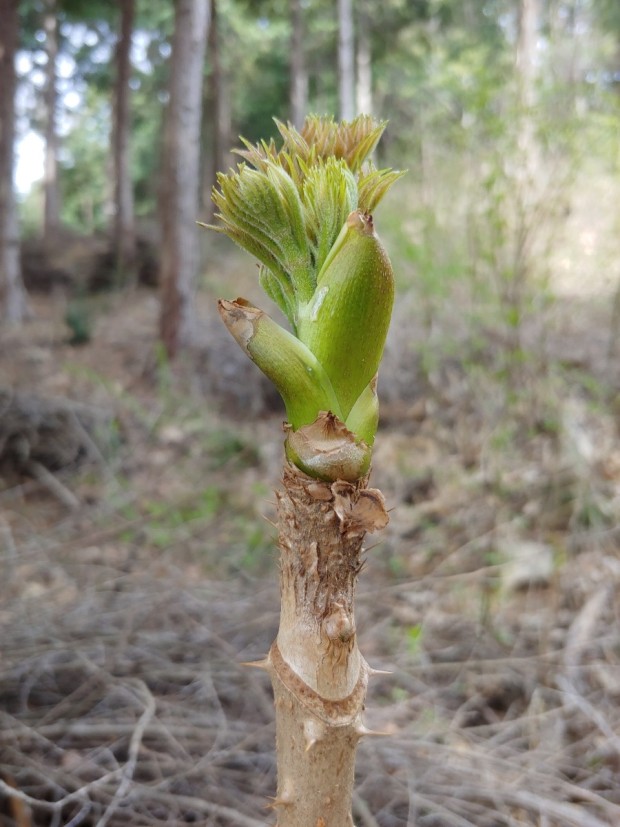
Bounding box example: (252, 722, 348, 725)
(15, 0, 620, 233)
(59, 87, 110, 232)
(14, 0, 620, 379)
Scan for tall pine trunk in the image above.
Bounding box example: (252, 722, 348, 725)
(516, 0, 539, 167)
(202, 0, 231, 221)
(510, 0, 540, 359)
(337, 0, 355, 121)
(289, 0, 307, 129)
(112, 0, 136, 275)
(159, 0, 210, 358)
(43, 0, 60, 248)
(0, 0, 28, 323)
(356, 2, 372, 116)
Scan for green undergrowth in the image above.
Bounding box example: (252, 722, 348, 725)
(57, 357, 272, 575)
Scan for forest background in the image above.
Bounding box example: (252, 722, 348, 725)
(2, 1, 620, 826)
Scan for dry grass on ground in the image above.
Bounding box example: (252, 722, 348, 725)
(1, 283, 620, 827)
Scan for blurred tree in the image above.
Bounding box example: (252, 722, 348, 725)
(0, 0, 29, 322)
(517, 0, 539, 116)
(593, 0, 620, 73)
(337, 0, 355, 119)
(592, 0, 620, 361)
(202, 0, 231, 220)
(289, 0, 307, 127)
(159, 0, 210, 358)
(111, 0, 136, 273)
(227, 0, 289, 143)
(506, 0, 541, 361)
(356, 0, 372, 115)
(129, 1, 173, 219)
(43, 0, 60, 247)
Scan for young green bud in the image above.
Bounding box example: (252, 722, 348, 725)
(217, 299, 342, 429)
(209, 116, 403, 481)
(298, 210, 394, 419)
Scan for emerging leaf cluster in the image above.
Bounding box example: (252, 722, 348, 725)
(210, 115, 404, 330)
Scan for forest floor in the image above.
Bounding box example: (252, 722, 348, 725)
(1, 250, 620, 826)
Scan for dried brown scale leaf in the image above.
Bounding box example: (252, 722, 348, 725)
(269, 642, 368, 727)
(331, 483, 389, 536)
(277, 461, 374, 628)
(285, 413, 372, 482)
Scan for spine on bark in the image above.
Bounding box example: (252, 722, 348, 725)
(205, 115, 404, 826)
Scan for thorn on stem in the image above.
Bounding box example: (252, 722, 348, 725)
(304, 717, 327, 752)
(354, 723, 389, 739)
(367, 665, 393, 677)
(266, 796, 294, 810)
(241, 657, 271, 671)
(266, 778, 295, 809)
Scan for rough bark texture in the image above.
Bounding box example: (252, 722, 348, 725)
(112, 0, 136, 273)
(159, 0, 210, 358)
(260, 463, 388, 827)
(0, 0, 28, 323)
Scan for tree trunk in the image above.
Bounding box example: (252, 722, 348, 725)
(112, 0, 136, 275)
(203, 0, 231, 220)
(356, 1, 372, 116)
(515, 0, 539, 175)
(289, 0, 307, 129)
(258, 463, 388, 827)
(516, 0, 537, 112)
(337, 0, 355, 121)
(510, 0, 539, 360)
(159, 0, 210, 358)
(0, 0, 28, 323)
(43, 0, 60, 248)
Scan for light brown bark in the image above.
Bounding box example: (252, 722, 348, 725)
(112, 0, 136, 273)
(258, 463, 388, 827)
(510, 0, 540, 359)
(0, 0, 28, 323)
(159, 0, 210, 358)
(515, 0, 539, 174)
(516, 0, 538, 112)
(337, 0, 355, 122)
(355, 2, 372, 116)
(289, 0, 308, 129)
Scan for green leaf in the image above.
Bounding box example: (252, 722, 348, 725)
(218, 299, 343, 428)
(298, 211, 395, 418)
(358, 166, 407, 212)
(301, 158, 358, 275)
(258, 265, 296, 327)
